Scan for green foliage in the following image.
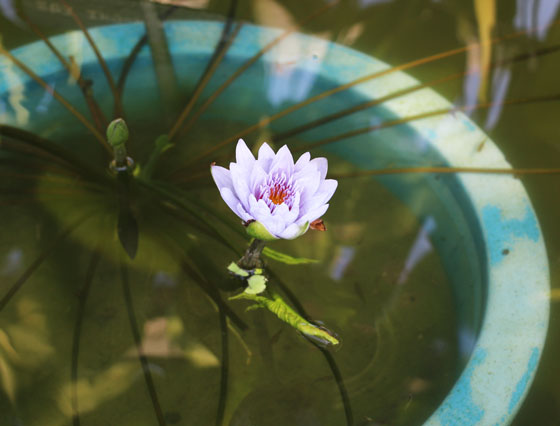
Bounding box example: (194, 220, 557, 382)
(246, 275, 267, 295)
(262, 247, 319, 265)
(227, 262, 250, 277)
(230, 290, 339, 347)
(141, 134, 174, 179)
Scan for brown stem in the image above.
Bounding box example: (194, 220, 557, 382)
(59, 0, 124, 118)
(172, 0, 342, 142)
(169, 89, 560, 185)
(269, 271, 353, 426)
(0, 47, 110, 151)
(331, 166, 560, 180)
(180, 18, 560, 168)
(237, 239, 266, 270)
(116, 6, 178, 96)
(272, 43, 560, 143)
(71, 250, 101, 426)
(296, 93, 560, 153)
(168, 22, 243, 140)
(19, 13, 107, 131)
(0, 217, 84, 312)
(120, 263, 167, 426)
(180, 261, 248, 331)
(0, 125, 111, 182)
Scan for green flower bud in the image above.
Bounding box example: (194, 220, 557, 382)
(106, 118, 129, 148)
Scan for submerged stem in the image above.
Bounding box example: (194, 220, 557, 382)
(178, 18, 560, 169)
(120, 262, 167, 426)
(0, 48, 109, 151)
(271, 273, 353, 426)
(117, 7, 178, 96)
(19, 12, 107, 131)
(296, 93, 560, 153)
(331, 166, 560, 179)
(0, 124, 109, 181)
(169, 0, 341, 155)
(168, 22, 243, 141)
(71, 250, 101, 426)
(215, 308, 229, 426)
(137, 179, 240, 254)
(59, 0, 124, 118)
(272, 43, 560, 144)
(0, 217, 84, 312)
(180, 260, 248, 332)
(168, 0, 241, 141)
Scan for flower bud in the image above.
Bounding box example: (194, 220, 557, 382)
(107, 118, 130, 170)
(106, 118, 129, 148)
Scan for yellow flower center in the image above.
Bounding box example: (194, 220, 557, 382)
(269, 185, 288, 205)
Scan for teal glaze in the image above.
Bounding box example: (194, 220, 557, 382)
(508, 348, 540, 414)
(482, 204, 540, 266)
(438, 349, 487, 426)
(462, 119, 477, 132)
(0, 21, 550, 425)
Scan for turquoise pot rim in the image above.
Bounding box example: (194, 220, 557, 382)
(0, 20, 550, 425)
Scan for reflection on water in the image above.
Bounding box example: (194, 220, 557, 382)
(514, 0, 560, 40)
(329, 246, 355, 281)
(0, 126, 460, 424)
(397, 216, 436, 285)
(0, 0, 559, 425)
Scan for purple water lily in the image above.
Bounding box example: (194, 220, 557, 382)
(211, 139, 338, 240)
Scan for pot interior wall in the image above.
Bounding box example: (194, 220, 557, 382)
(0, 21, 487, 364)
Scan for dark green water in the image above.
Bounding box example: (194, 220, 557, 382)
(0, 97, 460, 425)
(1, 0, 559, 425)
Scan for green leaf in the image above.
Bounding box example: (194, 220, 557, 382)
(262, 247, 319, 265)
(246, 275, 267, 295)
(141, 134, 174, 179)
(227, 262, 249, 277)
(230, 290, 339, 347)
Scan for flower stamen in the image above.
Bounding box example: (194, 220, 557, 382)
(269, 185, 288, 205)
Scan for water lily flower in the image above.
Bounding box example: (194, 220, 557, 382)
(211, 139, 337, 240)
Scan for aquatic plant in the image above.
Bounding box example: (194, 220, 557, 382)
(211, 139, 337, 240)
(0, 1, 559, 425)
